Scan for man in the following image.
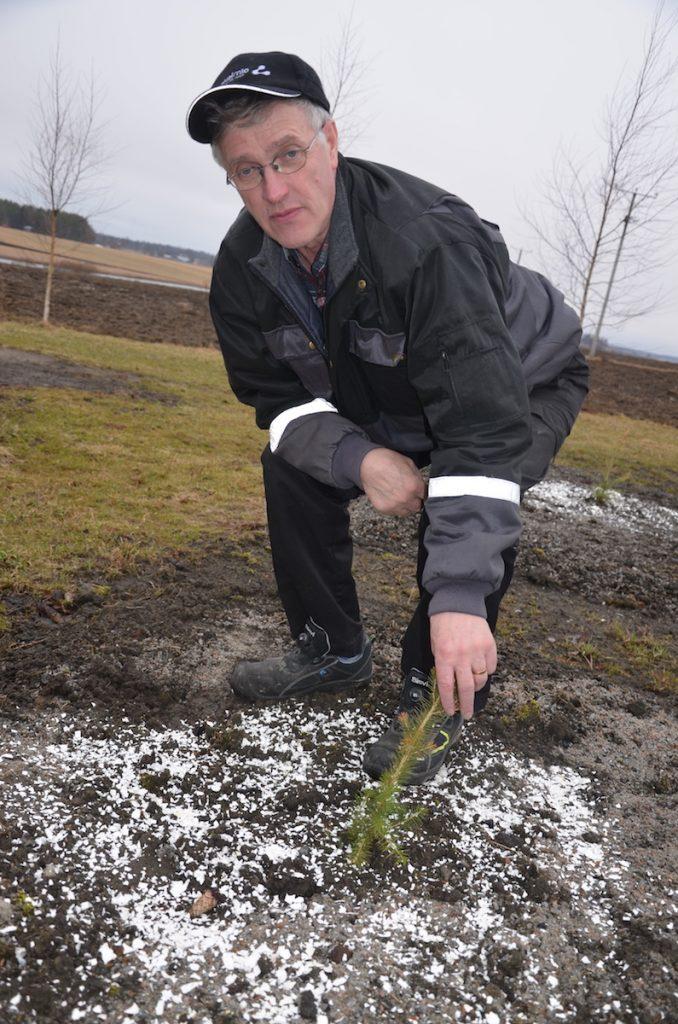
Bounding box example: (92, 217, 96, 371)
(186, 52, 588, 784)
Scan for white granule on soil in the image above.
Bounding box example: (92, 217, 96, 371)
(528, 479, 677, 536)
(1, 701, 630, 1023)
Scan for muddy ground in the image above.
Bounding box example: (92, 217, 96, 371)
(0, 264, 214, 349)
(1, 471, 676, 1024)
(1, 261, 677, 425)
(0, 270, 677, 1023)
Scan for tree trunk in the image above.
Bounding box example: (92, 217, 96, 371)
(42, 209, 57, 324)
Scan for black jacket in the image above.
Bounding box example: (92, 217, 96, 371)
(210, 156, 588, 618)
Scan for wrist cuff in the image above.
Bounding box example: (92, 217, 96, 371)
(427, 582, 490, 619)
(332, 433, 382, 490)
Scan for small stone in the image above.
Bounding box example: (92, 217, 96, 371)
(0, 899, 13, 925)
(327, 942, 352, 964)
(257, 954, 273, 978)
(227, 975, 248, 995)
(44, 863, 60, 880)
(299, 989, 317, 1021)
(626, 699, 650, 718)
(525, 567, 555, 587)
(188, 890, 218, 919)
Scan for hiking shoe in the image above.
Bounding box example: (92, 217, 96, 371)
(362, 669, 463, 785)
(230, 619, 372, 701)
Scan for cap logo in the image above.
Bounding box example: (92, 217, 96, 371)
(221, 67, 249, 85)
(252, 65, 271, 76)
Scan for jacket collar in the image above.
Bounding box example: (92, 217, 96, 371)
(326, 168, 359, 294)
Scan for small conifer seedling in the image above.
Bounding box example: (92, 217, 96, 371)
(348, 673, 446, 867)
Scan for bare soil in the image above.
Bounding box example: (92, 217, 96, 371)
(0, 264, 213, 349)
(0, 267, 677, 1023)
(0, 473, 676, 1024)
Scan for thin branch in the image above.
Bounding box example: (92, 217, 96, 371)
(522, 0, 678, 335)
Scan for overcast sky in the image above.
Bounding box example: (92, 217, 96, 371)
(2, 0, 677, 358)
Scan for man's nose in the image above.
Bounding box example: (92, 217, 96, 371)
(261, 166, 289, 204)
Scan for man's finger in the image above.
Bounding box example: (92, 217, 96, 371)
(436, 664, 457, 715)
(454, 666, 476, 719)
(472, 670, 489, 691)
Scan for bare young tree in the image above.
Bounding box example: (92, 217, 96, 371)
(22, 42, 107, 324)
(322, 9, 370, 151)
(524, 1, 678, 355)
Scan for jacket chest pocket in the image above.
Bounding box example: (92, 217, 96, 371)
(345, 320, 422, 417)
(347, 321, 407, 366)
(263, 324, 332, 399)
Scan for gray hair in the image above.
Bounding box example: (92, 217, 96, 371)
(207, 96, 329, 170)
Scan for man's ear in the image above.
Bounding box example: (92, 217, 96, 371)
(323, 118, 339, 168)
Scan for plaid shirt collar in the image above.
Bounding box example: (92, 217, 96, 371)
(284, 237, 329, 309)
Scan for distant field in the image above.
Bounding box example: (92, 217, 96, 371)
(0, 226, 211, 288)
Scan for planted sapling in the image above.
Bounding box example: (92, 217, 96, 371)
(348, 672, 447, 867)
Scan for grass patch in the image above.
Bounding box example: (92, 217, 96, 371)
(500, 698, 541, 729)
(611, 623, 676, 695)
(0, 321, 265, 592)
(556, 411, 677, 497)
(558, 623, 676, 695)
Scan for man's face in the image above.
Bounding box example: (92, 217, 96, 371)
(218, 101, 339, 257)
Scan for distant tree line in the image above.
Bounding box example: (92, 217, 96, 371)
(95, 233, 214, 267)
(0, 198, 95, 242)
(0, 197, 214, 266)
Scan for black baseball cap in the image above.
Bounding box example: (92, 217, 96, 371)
(186, 51, 331, 144)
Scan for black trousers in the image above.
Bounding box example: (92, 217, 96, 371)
(261, 446, 517, 713)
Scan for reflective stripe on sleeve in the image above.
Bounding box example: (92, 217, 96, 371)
(269, 398, 338, 452)
(428, 475, 521, 504)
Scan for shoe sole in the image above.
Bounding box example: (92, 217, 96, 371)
(231, 671, 372, 702)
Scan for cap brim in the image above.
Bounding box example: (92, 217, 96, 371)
(186, 84, 303, 143)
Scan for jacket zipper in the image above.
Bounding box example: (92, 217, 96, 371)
(440, 347, 460, 405)
(249, 263, 327, 359)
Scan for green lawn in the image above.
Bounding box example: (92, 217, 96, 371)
(1, 320, 675, 595)
(556, 410, 677, 497)
(0, 322, 265, 591)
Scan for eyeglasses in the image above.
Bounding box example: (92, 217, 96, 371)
(226, 127, 324, 191)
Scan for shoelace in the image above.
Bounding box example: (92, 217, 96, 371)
(296, 630, 324, 663)
(395, 676, 432, 719)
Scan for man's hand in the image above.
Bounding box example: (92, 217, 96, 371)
(359, 448, 426, 516)
(430, 612, 497, 719)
